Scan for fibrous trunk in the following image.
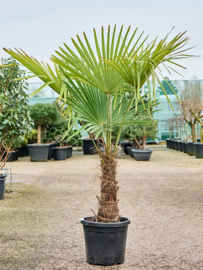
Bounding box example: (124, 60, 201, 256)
(96, 152, 119, 223)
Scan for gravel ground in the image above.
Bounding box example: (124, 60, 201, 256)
(0, 146, 203, 270)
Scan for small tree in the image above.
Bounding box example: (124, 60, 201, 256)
(123, 115, 158, 150)
(179, 79, 203, 142)
(0, 57, 33, 169)
(29, 103, 61, 144)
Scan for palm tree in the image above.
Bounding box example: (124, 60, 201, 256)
(4, 25, 192, 222)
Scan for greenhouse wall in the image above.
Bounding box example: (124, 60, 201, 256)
(28, 80, 203, 142)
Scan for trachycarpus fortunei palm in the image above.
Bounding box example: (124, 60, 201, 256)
(4, 25, 192, 222)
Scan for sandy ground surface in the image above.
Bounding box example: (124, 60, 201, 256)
(0, 146, 203, 270)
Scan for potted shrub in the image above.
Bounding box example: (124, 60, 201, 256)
(0, 57, 33, 198)
(123, 115, 158, 161)
(28, 103, 61, 161)
(5, 26, 191, 265)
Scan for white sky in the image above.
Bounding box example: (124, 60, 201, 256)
(1, 0, 203, 81)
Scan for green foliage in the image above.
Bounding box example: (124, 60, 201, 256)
(0, 57, 33, 149)
(18, 137, 28, 147)
(55, 130, 62, 135)
(26, 129, 38, 143)
(123, 115, 158, 150)
(29, 103, 61, 127)
(46, 131, 50, 136)
(50, 127, 56, 133)
(70, 138, 76, 145)
(48, 133, 55, 140)
(42, 137, 48, 144)
(78, 139, 83, 146)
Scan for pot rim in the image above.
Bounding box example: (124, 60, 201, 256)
(28, 144, 50, 147)
(81, 216, 130, 227)
(131, 148, 153, 153)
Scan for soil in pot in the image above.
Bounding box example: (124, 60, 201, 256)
(52, 147, 68, 160)
(28, 144, 50, 162)
(120, 141, 133, 155)
(131, 148, 153, 161)
(187, 142, 196, 156)
(194, 143, 203, 158)
(0, 174, 6, 200)
(81, 216, 130, 266)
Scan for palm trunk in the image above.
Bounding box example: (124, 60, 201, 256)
(97, 153, 119, 223)
(37, 125, 41, 145)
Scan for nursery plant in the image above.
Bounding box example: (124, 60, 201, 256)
(123, 115, 158, 150)
(0, 57, 33, 165)
(5, 25, 192, 265)
(29, 103, 61, 144)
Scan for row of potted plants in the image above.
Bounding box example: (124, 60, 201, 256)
(166, 139, 203, 158)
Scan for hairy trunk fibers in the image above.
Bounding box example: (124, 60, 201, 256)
(96, 152, 119, 223)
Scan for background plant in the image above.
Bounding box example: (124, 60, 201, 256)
(0, 57, 33, 169)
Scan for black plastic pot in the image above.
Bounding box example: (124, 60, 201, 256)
(187, 142, 195, 156)
(81, 216, 130, 266)
(126, 146, 136, 157)
(197, 139, 201, 143)
(168, 139, 172, 149)
(48, 143, 56, 160)
(0, 174, 6, 200)
(166, 139, 170, 148)
(52, 147, 67, 160)
(120, 141, 133, 155)
(28, 144, 50, 162)
(179, 141, 184, 152)
(66, 146, 72, 158)
(82, 139, 102, 155)
(177, 141, 182, 151)
(174, 141, 178, 151)
(194, 143, 203, 158)
(15, 150, 19, 160)
(183, 142, 188, 153)
(171, 140, 176, 150)
(6, 151, 16, 162)
(131, 148, 153, 161)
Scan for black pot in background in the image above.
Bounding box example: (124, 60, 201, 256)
(48, 143, 56, 160)
(52, 147, 67, 160)
(168, 139, 172, 149)
(23, 146, 29, 156)
(173, 140, 178, 151)
(126, 146, 136, 157)
(0, 174, 6, 200)
(183, 142, 188, 153)
(28, 144, 50, 162)
(176, 141, 180, 151)
(120, 141, 133, 155)
(66, 146, 72, 158)
(82, 139, 102, 155)
(15, 150, 19, 161)
(131, 148, 153, 161)
(179, 141, 184, 152)
(197, 139, 201, 143)
(171, 140, 176, 150)
(187, 142, 195, 156)
(5, 151, 16, 162)
(194, 143, 203, 158)
(166, 139, 170, 148)
(81, 217, 130, 266)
